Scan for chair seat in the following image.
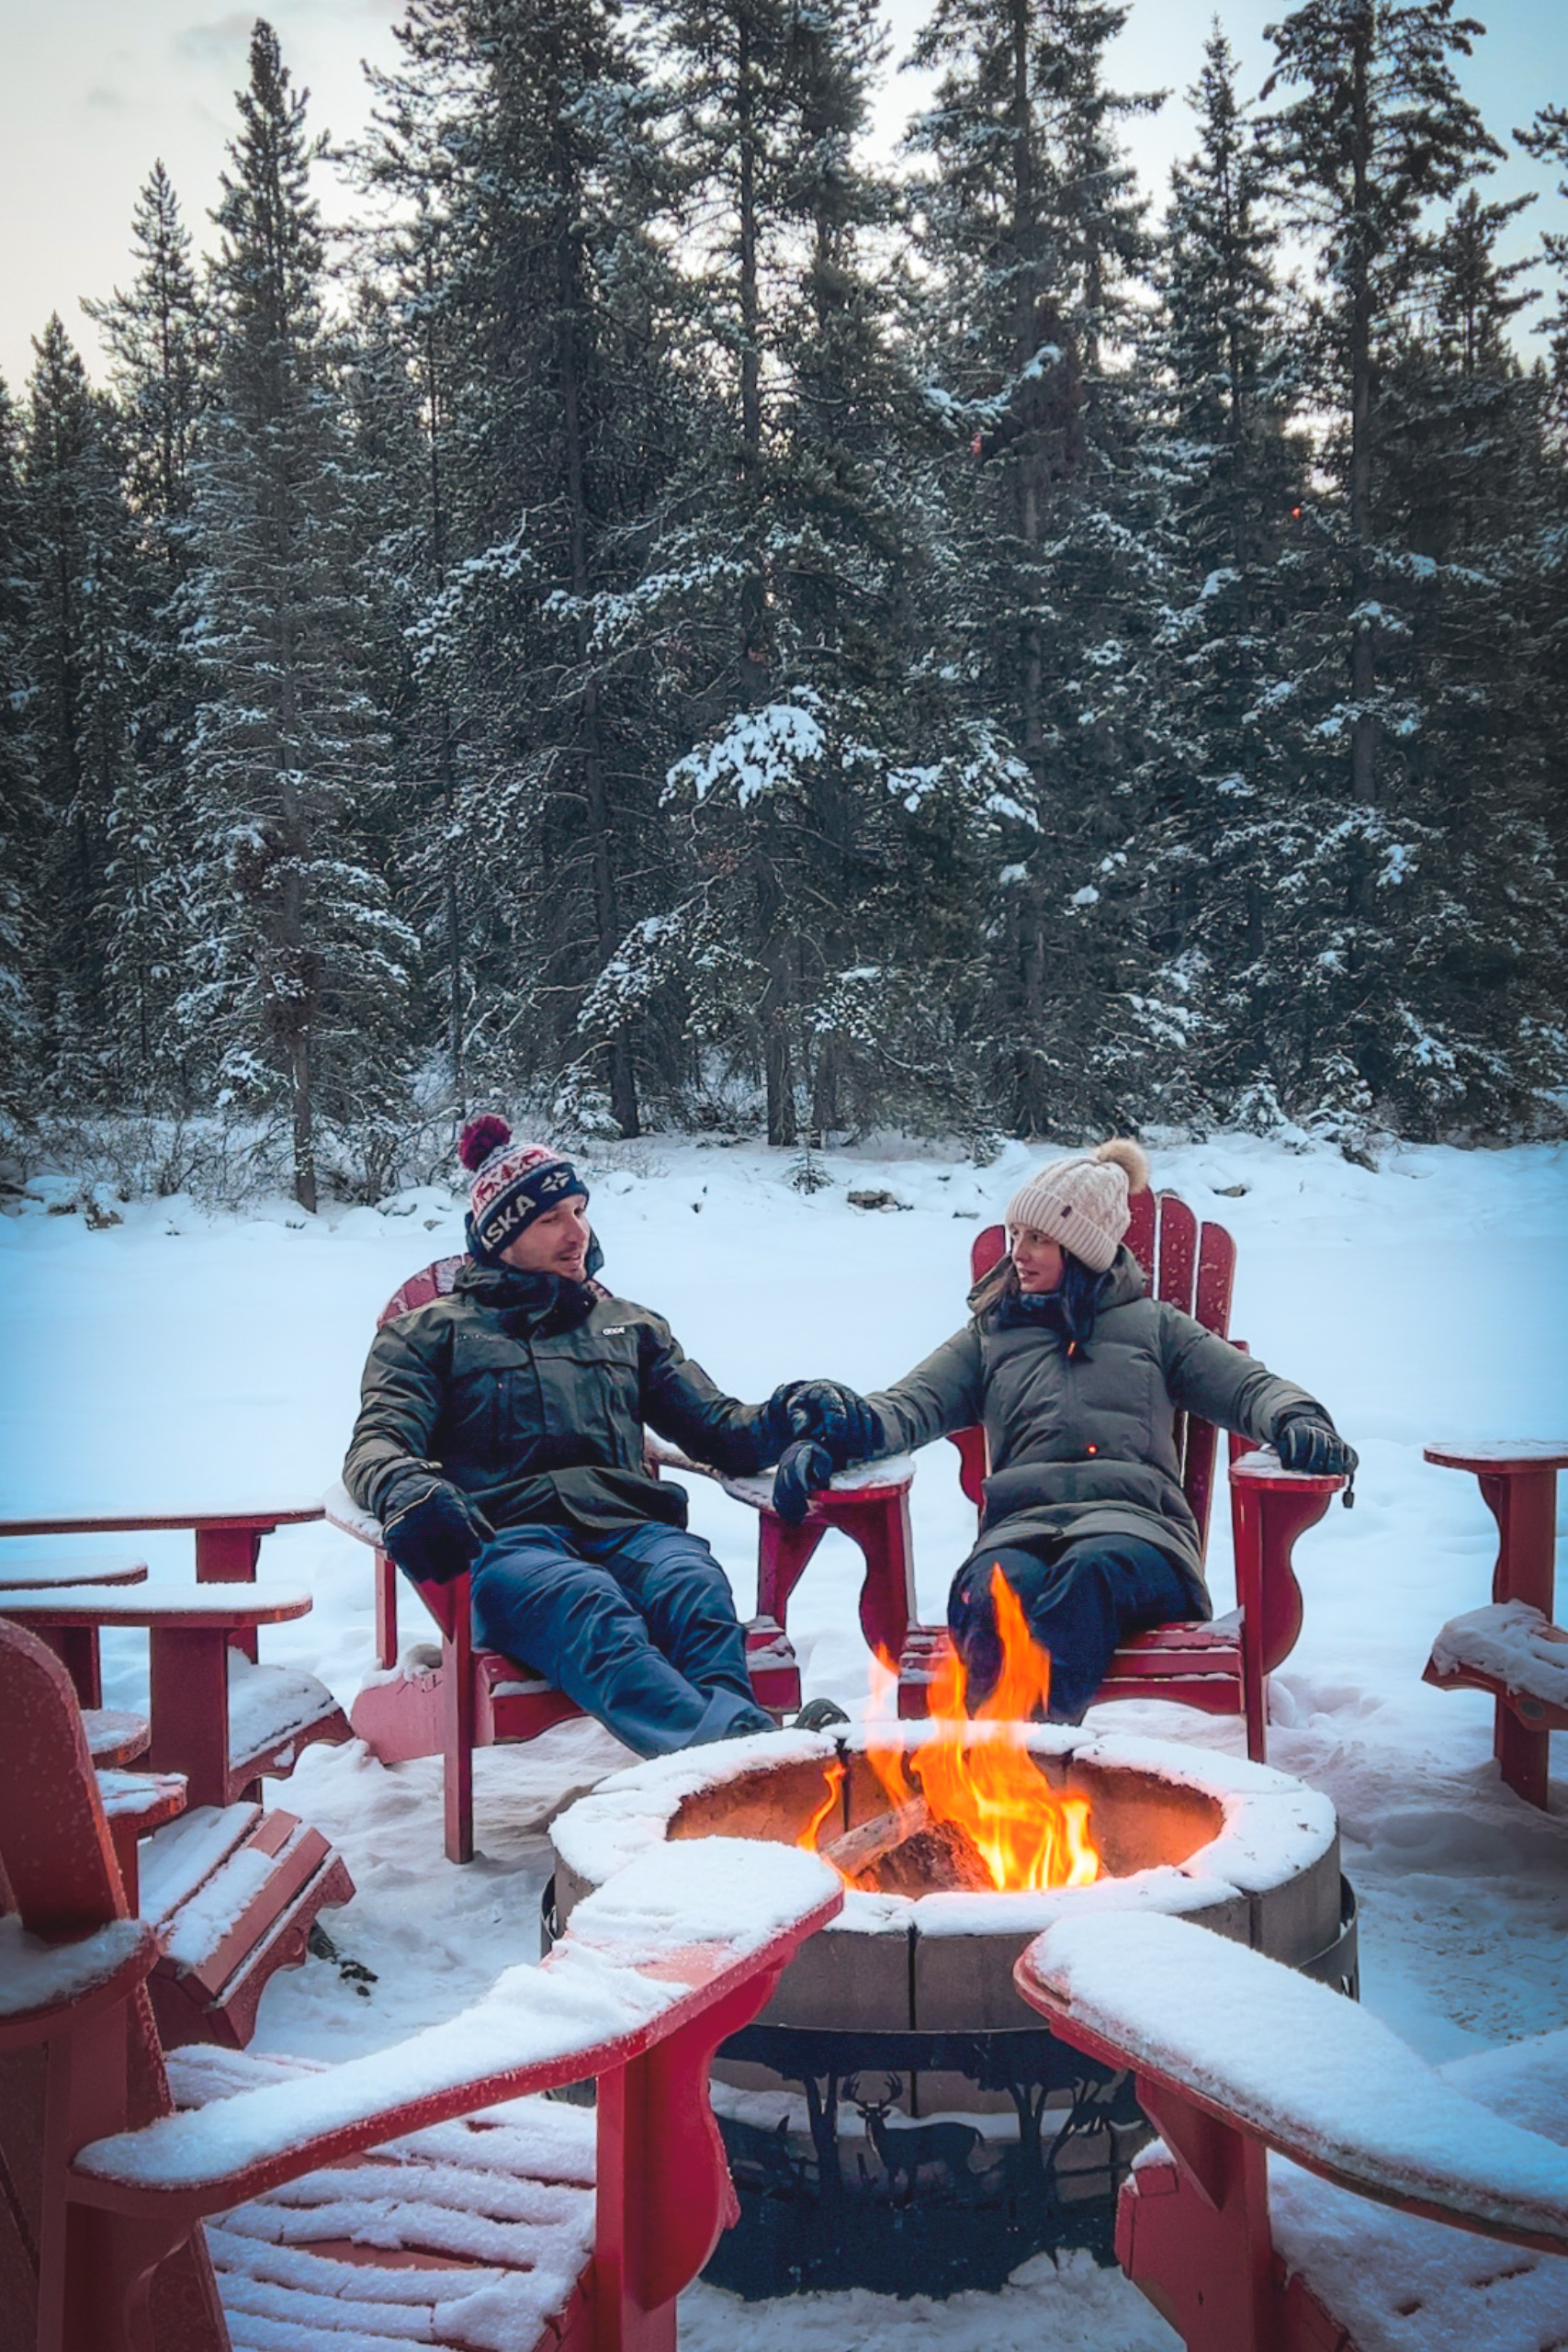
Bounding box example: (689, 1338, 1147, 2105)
(137, 1799, 355, 2048)
(227, 1651, 352, 1780)
(169, 2042, 598, 2352)
(1425, 1600, 1568, 1728)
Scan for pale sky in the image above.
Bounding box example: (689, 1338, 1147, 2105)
(2, 0, 1563, 398)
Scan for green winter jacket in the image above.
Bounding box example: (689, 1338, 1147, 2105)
(866, 1247, 1324, 1611)
(344, 1259, 775, 1538)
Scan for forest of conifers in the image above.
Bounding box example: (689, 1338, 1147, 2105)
(3, 1, 1565, 1205)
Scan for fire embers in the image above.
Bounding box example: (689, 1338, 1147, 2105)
(797, 1567, 1101, 1895)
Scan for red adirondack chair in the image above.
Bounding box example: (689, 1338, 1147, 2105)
(330, 1256, 805, 1865)
(1015, 1907, 1568, 2351)
(0, 1577, 354, 2049)
(737, 1189, 1341, 1759)
(0, 1615, 840, 2352)
(892, 1191, 1346, 1756)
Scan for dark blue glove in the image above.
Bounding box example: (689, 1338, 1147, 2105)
(783, 1382, 885, 1468)
(771, 1439, 835, 1527)
(1273, 1410, 1358, 1479)
(378, 1469, 493, 1584)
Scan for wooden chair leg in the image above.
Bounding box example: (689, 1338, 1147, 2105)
(375, 1545, 399, 1671)
(1122, 2082, 1280, 2352)
(1496, 1706, 1551, 1810)
(755, 1516, 828, 1633)
(840, 1491, 917, 1668)
(442, 1575, 476, 1866)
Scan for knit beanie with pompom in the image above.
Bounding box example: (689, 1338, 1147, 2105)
(457, 1115, 588, 1264)
(1003, 1138, 1151, 1274)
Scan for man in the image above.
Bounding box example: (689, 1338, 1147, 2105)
(345, 1116, 850, 1756)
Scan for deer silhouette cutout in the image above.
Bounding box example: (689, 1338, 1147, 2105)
(846, 2075, 987, 2202)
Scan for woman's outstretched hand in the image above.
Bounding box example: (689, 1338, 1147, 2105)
(1272, 1408, 1358, 1478)
(784, 1380, 884, 1464)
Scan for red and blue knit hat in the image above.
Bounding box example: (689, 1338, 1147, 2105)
(458, 1116, 588, 1264)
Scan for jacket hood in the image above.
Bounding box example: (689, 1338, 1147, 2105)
(454, 1256, 607, 1335)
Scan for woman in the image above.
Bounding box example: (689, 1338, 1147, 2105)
(773, 1139, 1356, 1720)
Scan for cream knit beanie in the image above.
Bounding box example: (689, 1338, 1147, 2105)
(1003, 1138, 1152, 1274)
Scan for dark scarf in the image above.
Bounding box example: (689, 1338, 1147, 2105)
(458, 1244, 605, 1340)
(992, 1254, 1110, 1359)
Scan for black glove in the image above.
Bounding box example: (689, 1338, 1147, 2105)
(378, 1468, 493, 1584)
(1272, 1409, 1358, 1479)
(771, 1439, 835, 1527)
(782, 1381, 885, 1468)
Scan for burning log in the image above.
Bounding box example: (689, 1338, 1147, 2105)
(819, 1799, 931, 1884)
(874, 1817, 994, 1896)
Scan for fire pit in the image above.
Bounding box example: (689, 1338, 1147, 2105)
(548, 1716, 1356, 2296)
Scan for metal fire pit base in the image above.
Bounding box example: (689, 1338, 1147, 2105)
(703, 1878, 1358, 2301)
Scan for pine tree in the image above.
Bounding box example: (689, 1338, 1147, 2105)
(1247, 0, 1564, 1128)
(903, 0, 1175, 1134)
(1141, 27, 1308, 1115)
(185, 21, 416, 1208)
(0, 380, 39, 1124)
(362, 0, 704, 1140)
(85, 163, 215, 1110)
(18, 316, 141, 1104)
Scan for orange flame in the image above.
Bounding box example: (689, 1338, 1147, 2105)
(803, 1566, 1100, 1894)
(796, 1756, 845, 1851)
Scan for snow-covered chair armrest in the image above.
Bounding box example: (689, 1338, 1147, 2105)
(721, 1453, 917, 1510)
(71, 1838, 841, 2217)
(0, 1915, 159, 2048)
(1228, 1451, 1346, 1678)
(1015, 1910, 1568, 2252)
(321, 1476, 382, 1547)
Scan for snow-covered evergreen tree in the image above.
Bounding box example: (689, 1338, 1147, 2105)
(184, 21, 417, 1208)
(0, 380, 39, 1125)
(18, 316, 141, 1104)
(903, 0, 1175, 1133)
(85, 163, 215, 1110)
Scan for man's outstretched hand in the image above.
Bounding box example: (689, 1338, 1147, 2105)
(378, 1468, 493, 1584)
(771, 1439, 836, 1527)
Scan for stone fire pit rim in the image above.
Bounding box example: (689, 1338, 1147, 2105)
(550, 1724, 1337, 1934)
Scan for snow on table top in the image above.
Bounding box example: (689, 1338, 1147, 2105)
(0, 1548, 148, 1586)
(1027, 1911, 1568, 2241)
(0, 1581, 313, 1623)
(74, 1839, 838, 2193)
(0, 1912, 152, 2020)
(1431, 1601, 1568, 1710)
(320, 1476, 381, 1545)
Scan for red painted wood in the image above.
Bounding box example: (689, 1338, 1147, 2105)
(0, 1508, 322, 1540)
(1156, 1192, 1198, 1317)
(1423, 1447, 1564, 1810)
(1125, 1185, 1155, 1279)
(83, 1711, 151, 1767)
(2, 1616, 840, 2352)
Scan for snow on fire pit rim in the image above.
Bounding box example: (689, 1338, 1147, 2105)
(549, 1724, 1337, 1939)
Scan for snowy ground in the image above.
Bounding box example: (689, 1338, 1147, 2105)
(3, 1130, 1567, 2348)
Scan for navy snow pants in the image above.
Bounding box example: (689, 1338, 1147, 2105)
(469, 1520, 775, 1758)
(949, 1534, 1193, 1723)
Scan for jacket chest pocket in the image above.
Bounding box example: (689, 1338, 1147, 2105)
(533, 1330, 642, 1449)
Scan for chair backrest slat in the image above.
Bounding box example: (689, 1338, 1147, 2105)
(378, 1255, 465, 1330)
(962, 1190, 1235, 1559)
(0, 1621, 127, 1939)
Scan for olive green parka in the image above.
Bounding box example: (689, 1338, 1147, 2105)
(344, 1259, 777, 1538)
(866, 1247, 1325, 1611)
